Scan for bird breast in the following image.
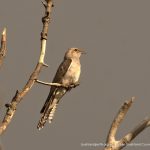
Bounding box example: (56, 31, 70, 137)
(62, 60, 81, 85)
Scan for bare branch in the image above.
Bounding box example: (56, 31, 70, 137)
(36, 79, 80, 89)
(0, 0, 53, 134)
(118, 118, 150, 149)
(104, 97, 150, 150)
(0, 28, 7, 68)
(106, 97, 135, 145)
(36, 80, 67, 87)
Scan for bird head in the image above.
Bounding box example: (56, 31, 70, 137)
(65, 48, 85, 59)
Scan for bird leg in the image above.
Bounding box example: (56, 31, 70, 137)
(69, 82, 80, 88)
(65, 82, 80, 90)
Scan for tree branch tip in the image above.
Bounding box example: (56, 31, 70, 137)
(43, 63, 49, 67)
(2, 28, 6, 36)
(147, 120, 150, 126)
(143, 117, 150, 125)
(131, 96, 136, 101)
(13, 90, 19, 98)
(128, 96, 135, 103)
(124, 97, 135, 106)
(16, 90, 19, 94)
(1, 27, 7, 42)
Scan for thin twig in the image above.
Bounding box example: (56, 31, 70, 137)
(0, 0, 53, 134)
(106, 97, 135, 145)
(36, 79, 80, 89)
(36, 79, 67, 87)
(118, 118, 150, 149)
(0, 28, 7, 68)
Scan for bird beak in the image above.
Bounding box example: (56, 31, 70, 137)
(79, 49, 86, 54)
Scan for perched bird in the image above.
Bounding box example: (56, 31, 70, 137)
(37, 48, 84, 130)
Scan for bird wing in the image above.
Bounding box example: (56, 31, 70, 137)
(40, 58, 72, 113)
(53, 58, 72, 83)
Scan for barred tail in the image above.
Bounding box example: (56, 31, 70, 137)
(37, 88, 67, 130)
(48, 103, 57, 123)
(37, 103, 57, 130)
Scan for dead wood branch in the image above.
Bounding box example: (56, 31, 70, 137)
(0, 0, 53, 134)
(36, 79, 66, 87)
(36, 79, 80, 88)
(104, 97, 150, 150)
(118, 118, 150, 149)
(0, 28, 7, 68)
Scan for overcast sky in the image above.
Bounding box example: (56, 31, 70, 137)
(0, 0, 150, 150)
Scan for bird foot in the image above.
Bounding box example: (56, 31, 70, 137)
(66, 82, 80, 90)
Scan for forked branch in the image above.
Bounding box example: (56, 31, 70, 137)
(0, 0, 53, 134)
(104, 97, 150, 150)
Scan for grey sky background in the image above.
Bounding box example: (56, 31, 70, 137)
(0, 0, 150, 149)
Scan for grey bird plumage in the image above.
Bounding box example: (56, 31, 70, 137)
(37, 48, 84, 130)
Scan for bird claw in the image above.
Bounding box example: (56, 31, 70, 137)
(65, 82, 80, 90)
(72, 82, 80, 88)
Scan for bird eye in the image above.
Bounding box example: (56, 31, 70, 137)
(74, 49, 78, 52)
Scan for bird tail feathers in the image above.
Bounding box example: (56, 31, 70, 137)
(37, 88, 67, 130)
(37, 99, 58, 130)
